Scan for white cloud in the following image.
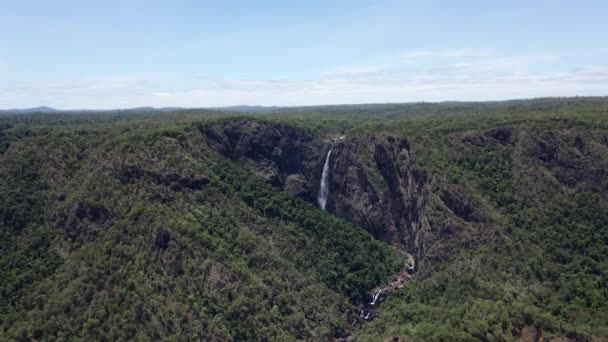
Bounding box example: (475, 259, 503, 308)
(0, 51, 607, 109)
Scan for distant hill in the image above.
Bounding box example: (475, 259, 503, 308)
(0, 106, 58, 114)
(4, 97, 606, 116)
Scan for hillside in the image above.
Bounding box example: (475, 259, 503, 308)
(1, 97, 607, 341)
(0, 115, 400, 340)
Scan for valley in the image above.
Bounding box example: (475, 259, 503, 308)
(1, 97, 607, 340)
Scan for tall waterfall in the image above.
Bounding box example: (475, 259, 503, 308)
(317, 149, 332, 209)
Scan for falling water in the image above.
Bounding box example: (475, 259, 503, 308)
(359, 310, 371, 320)
(317, 149, 332, 209)
(370, 289, 381, 305)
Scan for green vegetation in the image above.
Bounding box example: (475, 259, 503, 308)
(0, 114, 400, 340)
(1, 97, 607, 340)
(356, 99, 608, 340)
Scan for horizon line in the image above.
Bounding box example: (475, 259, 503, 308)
(2, 95, 607, 112)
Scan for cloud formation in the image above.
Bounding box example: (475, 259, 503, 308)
(1, 49, 607, 109)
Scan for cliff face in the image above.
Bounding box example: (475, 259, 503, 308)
(326, 136, 488, 275)
(519, 127, 608, 198)
(203, 119, 325, 202)
(202, 120, 489, 275)
(458, 125, 608, 204)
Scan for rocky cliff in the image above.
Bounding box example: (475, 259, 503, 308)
(202, 119, 490, 276)
(203, 119, 324, 201)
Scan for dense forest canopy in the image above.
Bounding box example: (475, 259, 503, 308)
(1, 97, 607, 341)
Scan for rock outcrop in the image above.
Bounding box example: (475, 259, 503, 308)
(326, 135, 488, 275)
(202, 119, 325, 203)
(201, 120, 489, 276)
(521, 128, 608, 195)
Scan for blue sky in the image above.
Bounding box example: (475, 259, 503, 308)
(1, 0, 607, 108)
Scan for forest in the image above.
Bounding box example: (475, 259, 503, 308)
(1, 97, 607, 341)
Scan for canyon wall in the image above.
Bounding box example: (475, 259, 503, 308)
(202, 119, 490, 275)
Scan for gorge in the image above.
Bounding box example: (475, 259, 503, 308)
(202, 119, 489, 280)
(2, 98, 607, 341)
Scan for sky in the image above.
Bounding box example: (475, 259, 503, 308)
(1, 0, 607, 109)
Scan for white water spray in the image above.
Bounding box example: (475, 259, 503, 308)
(370, 289, 381, 305)
(317, 149, 332, 209)
(359, 310, 371, 320)
(360, 310, 371, 319)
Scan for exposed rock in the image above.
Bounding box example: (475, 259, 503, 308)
(329, 138, 387, 240)
(454, 126, 608, 207)
(519, 128, 608, 195)
(201, 119, 324, 201)
(283, 174, 309, 198)
(202, 120, 490, 278)
(439, 189, 480, 222)
(328, 135, 489, 275)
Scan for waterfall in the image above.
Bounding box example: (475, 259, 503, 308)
(370, 289, 381, 305)
(359, 310, 372, 319)
(359, 310, 371, 320)
(317, 149, 332, 209)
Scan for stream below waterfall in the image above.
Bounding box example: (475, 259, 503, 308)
(357, 252, 414, 320)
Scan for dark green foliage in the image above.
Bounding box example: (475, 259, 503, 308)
(358, 99, 608, 340)
(213, 161, 401, 301)
(1, 97, 607, 340)
(0, 118, 399, 340)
